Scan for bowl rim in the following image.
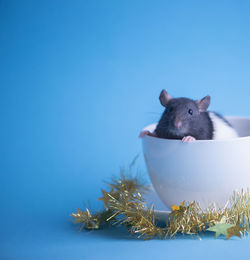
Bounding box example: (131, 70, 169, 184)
(142, 116, 250, 143)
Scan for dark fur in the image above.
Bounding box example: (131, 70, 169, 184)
(155, 97, 214, 140)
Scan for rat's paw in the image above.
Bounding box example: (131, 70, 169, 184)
(182, 136, 196, 143)
(139, 130, 157, 138)
(139, 130, 151, 138)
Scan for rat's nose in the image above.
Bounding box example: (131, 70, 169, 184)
(174, 119, 182, 129)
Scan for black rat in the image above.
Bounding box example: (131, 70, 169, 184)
(139, 90, 238, 142)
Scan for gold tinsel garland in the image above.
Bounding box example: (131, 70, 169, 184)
(72, 161, 250, 240)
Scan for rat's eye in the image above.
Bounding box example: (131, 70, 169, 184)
(188, 109, 193, 115)
(169, 107, 174, 112)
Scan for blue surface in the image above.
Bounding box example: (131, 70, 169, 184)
(1, 0, 250, 259)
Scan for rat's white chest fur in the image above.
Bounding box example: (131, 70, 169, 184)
(208, 112, 238, 140)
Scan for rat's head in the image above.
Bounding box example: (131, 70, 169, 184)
(155, 90, 211, 139)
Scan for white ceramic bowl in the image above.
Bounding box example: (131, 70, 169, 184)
(141, 116, 250, 209)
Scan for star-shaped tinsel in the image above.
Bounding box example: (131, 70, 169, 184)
(226, 225, 242, 240)
(171, 201, 185, 211)
(207, 217, 234, 238)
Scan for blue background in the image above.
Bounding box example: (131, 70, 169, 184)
(1, 0, 250, 259)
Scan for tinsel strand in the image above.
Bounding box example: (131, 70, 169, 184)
(72, 164, 250, 239)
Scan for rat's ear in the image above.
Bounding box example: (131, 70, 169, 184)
(196, 95, 211, 112)
(159, 89, 172, 107)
